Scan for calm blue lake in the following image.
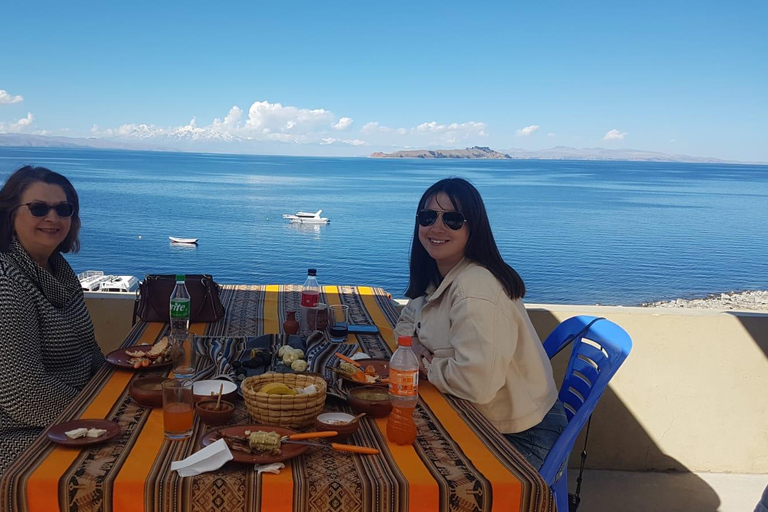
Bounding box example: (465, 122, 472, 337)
(1, 146, 766, 305)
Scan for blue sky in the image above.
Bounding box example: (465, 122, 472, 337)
(1, 0, 766, 160)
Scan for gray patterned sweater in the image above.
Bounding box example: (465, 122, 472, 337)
(0, 240, 104, 476)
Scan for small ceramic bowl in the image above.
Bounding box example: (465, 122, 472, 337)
(314, 412, 360, 441)
(193, 380, 238, 403)
(347, 386, 392, 418)
(195, 399, 235, 426)
(129, 376, 167, 408)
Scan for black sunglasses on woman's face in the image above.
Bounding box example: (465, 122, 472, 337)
(416, 209, 467, 230)
(16, 202, 75, 218)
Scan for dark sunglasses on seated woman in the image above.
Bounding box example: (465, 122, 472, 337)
(417, 209, 467, 230)
(16, 202, 75, 218)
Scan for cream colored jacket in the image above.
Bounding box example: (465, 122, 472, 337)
(395, 258, 558, 433)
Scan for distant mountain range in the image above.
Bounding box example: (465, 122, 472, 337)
(0, 133, 166, 151)
(372, 146, 736, 163)
(0, 134, 756, 164)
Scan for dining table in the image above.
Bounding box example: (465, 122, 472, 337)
(1, 285, 556, 512)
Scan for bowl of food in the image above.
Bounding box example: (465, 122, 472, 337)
(314, 411, 360, 441)
(195, 399, 235, 426)
(347, 386, 392, 418)
(193, 380, 238, 403)
(128, 376, 167, 408)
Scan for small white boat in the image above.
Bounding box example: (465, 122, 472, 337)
(78, 270, 110, 291)
(98, 275, 140, 293)
(282, 209, 330, 224)
(169, 236, 199, 244)
(78, 271, 139, 293)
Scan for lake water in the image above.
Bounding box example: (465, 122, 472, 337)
(1, 146, 766, 305)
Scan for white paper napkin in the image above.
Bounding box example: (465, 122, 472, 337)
(351, 353, 371, 361)
(254, 462, 285, 474)
(170, 438, 233, 477)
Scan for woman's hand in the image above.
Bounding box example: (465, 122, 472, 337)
(411, 336, 433, 379)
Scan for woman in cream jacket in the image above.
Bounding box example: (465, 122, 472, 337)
(394, 177, 566, 469)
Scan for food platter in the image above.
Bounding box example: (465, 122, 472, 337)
(201, 425, 310, 464)
(106, 346, 173, 369)
(337, 358, 390, 387)
(47, 419, 121, 446)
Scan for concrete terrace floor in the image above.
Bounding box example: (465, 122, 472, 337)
(569, 470, 767, 511)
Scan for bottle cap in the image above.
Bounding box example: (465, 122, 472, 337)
(307, 268, 317, 276)
(397, 335, 413, 347)
(175, 274, 185, 282)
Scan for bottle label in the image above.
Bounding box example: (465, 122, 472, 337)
(389, 368, 418, 397)
(170, 300, 191, 319)
(301, 291, 320, 308)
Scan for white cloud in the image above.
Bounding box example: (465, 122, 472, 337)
(603, 129, 627, 141)
(332, 117, 353, 131)
(362, 121, 406, 135)
(321, 137, 368, 146)
(245, 101, 334, 135)
(0, 89, 23, 105)
(0, 112, 34, 133)
(87, 100, 487, 151)
(415, 121, 487, 137)
(547, 132, 556, 138)
(516, 125, 540, 136)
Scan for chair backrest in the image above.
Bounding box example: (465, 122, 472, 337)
(538, 315, 632, 484)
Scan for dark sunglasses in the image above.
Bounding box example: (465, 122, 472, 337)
(417, 209, 467, 230)
(18, 202, 75, 218)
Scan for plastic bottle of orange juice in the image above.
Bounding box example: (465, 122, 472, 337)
(387, 336, 419, 445)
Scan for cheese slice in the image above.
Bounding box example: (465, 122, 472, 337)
(64, 427, 89, 439)
(86, 428, 108, 438)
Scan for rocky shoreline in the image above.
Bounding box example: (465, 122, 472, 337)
(640, 290, 768, 311)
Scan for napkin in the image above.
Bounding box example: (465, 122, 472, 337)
(254, 462, 285, 474)
(193, 336, 251, 382)
(170, 438, 233, 477)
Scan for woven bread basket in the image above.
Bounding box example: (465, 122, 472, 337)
(241, 372, 327, 429)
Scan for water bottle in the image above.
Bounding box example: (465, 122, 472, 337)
(387, 335, 419, 445)
(169, 274, 191, 342)
(299, 268, 320, 336)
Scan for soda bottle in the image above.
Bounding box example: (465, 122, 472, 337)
(169, 274, 191, 342)
(387, 335, 419, 445)
(299, 268, 320, 336)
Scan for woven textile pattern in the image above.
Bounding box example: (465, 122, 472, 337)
(0, 285, 554, 512)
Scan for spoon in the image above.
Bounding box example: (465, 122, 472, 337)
(347, 412, 366, 424)
(215, 383, 223, 410)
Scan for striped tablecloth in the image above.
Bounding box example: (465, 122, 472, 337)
(1, 285, 555, 512)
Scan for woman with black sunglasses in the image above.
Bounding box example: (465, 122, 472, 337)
(394, 177, 566, 470)
(0, 166, 104, 476)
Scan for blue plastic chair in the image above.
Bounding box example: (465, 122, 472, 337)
(539, 315, 632, 512)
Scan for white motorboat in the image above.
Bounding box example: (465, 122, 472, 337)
(169, 236, 199, 244)
(78, 270, 110, 291)
(282, 209, 330, 224)
(98, 275, 140, 293)
(78, 271, 139, 293)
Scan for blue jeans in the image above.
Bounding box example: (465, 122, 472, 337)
(756, 483, 768, 512)
(504, 400, 568, 470)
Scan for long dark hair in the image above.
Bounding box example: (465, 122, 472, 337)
(0, 166, 81, 253)
(405, 177, 525, 300)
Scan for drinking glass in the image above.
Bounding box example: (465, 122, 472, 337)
(329, 304, 350, 343)
(162, 379, 194, 440)
(171, 332, 196, 379)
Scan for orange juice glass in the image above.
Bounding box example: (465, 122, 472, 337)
(162, 379, 194, 439)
